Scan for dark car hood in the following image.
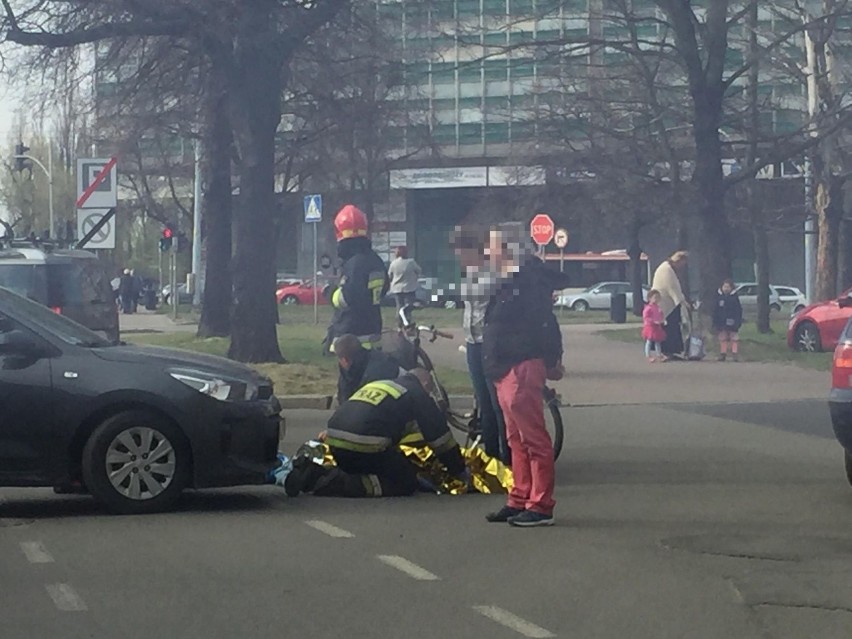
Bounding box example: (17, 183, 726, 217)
(92, 344, 268, 382)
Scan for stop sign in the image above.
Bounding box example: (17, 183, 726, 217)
(530, 213, 555, 246)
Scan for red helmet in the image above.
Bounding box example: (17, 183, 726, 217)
(334, 205, 368, 242)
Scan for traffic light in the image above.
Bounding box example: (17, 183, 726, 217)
(14, 142, 30, 172)
(159, 226, 174, 251)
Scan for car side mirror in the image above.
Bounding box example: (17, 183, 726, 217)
(840, 296, 852, 308)
(0, 330, 40, 357)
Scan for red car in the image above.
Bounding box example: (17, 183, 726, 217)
(788, 287, 852, 352)
(276, 280, 330, 306)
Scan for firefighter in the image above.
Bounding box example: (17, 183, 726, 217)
(327, 204, 389, 351)
(335, 333, 406, 404)
(285, 369, 467, 498)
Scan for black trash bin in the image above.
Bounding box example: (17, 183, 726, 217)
(610, 293, 627, 324)
(144, 288, 158, 311)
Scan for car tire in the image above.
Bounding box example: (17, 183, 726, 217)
(282, 295, 299, 305)
(572, 300, 590, 312)
(770, 303, 781, 312)
(82, 411, 190, 515)
(794, 305, 805, 314)
(794, 321, 821, 353)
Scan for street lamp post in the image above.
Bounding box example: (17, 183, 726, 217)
(13, 145, 55, 240)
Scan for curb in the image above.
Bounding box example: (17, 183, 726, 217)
(278, 394, 477, 410)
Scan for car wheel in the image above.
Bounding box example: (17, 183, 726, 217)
(794, 305, 805, 314)
(572, 300, 590, 312)
(794, 321, 821, 353)
(846, 451, 852, 487)
(770, 303, 781, 312)
(282, 295, 299, 305)
(444, 299, 458, 310)
(82, 411, 190, 515)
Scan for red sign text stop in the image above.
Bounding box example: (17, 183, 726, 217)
(530, 213, 555, 246)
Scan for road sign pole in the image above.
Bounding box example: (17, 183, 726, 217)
(192, 140, 203, 307)
(47, 141, 54, 240)
(172, 243, 178, 321)
(313, 222, 319, 325)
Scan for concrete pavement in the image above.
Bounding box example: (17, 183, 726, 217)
(3, 399, 852, 638)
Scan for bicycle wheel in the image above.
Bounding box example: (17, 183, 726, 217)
(543, 387, 564, 461)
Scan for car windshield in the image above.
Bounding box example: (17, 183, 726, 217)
(0, 286, 111, 347)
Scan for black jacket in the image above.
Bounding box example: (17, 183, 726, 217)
(482, 258, 570, 380)
(326, 375, 465, 475)
(330, 237, 390, 339)
(337, 349, 404, 404)
(712, 290, 743, 332)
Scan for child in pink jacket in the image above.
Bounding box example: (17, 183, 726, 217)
(642, 289, 666, 362)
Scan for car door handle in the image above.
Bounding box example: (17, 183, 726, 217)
(64, 371, 79, 379)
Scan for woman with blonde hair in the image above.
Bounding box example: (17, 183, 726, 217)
(650, 250, 690, 359)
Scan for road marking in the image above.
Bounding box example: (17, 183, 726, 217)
(473, 605, 555, 638)
(20, 541, 54, 564)
(304, 520, 354, 538)
(376, 555, 440, 581)
(46, 584, 87, 612)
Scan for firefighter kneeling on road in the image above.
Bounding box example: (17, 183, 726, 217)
(285, 369, 467, 498)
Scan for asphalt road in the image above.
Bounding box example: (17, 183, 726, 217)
(2, 399, 852, 639)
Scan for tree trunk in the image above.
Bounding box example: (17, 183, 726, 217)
(754, 221, 771, 333)
(627, 217, 644, 316)
(227, 5, 285, 363)
(839, 218, 850, 293)
(693, 100, 732, 308)
(197, 59, 234, 339)
(815, 172, 843, 301)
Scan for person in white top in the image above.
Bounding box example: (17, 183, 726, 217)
(387, 246, 422, 313)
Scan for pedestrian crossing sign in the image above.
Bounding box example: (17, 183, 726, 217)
(304, 194, 322, 223)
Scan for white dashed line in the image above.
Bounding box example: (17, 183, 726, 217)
(46, 584, 87, 612)
(20, 541, 54, 564)
(473, 605, 555, 638)
(376, 555, 440, 581)
(304, 520, 355, 538)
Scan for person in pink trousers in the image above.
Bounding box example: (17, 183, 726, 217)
(642, 289, 666, 362)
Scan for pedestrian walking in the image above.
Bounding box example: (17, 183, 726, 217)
(118, 269, 134, 315)
(712, 279, 743, 362)
(642, 289, 666, 363)
(482, 224, 569, 527)
(387, 246, 421, 316)
(651, 251, 691, 359)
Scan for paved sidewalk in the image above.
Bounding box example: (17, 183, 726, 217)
(423, 324, 829, 406)
(120, 310, 197, 334)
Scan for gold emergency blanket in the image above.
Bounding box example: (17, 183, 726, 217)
(293, 440, 513, 495)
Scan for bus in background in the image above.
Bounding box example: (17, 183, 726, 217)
(545, 251, 651, 310)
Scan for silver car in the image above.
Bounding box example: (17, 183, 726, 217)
(555, 281, 648, 311)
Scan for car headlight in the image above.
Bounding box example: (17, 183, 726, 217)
(169, 370, 256, 401)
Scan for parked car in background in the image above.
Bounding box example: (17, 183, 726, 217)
(0, 286, 282, 514)
(276, 280, 330, 305)
(787, 287, 852, 352)
(0, 242, 119, 342)
(555, 281, 648, 311)
(733, 283, 783, 314)
(775, 285, 808, 314)
(161, 283, 192, 306)
(829, 317, 852, 487)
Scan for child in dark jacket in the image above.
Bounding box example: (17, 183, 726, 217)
(712, 279, 743, 362)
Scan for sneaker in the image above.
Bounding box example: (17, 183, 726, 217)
(717, 354, 727, 362)
(284, 458, 326, 497)
(485, 505, 524, 523)
(507, 510, 555, 527)
(732, 354, 739, 362)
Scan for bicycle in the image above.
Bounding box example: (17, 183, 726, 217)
(394, 305, 564, 461)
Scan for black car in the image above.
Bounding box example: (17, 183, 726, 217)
(830, 318, 852, 486)
(0, 286, 282, 514)
(0, 242, 119, 342)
